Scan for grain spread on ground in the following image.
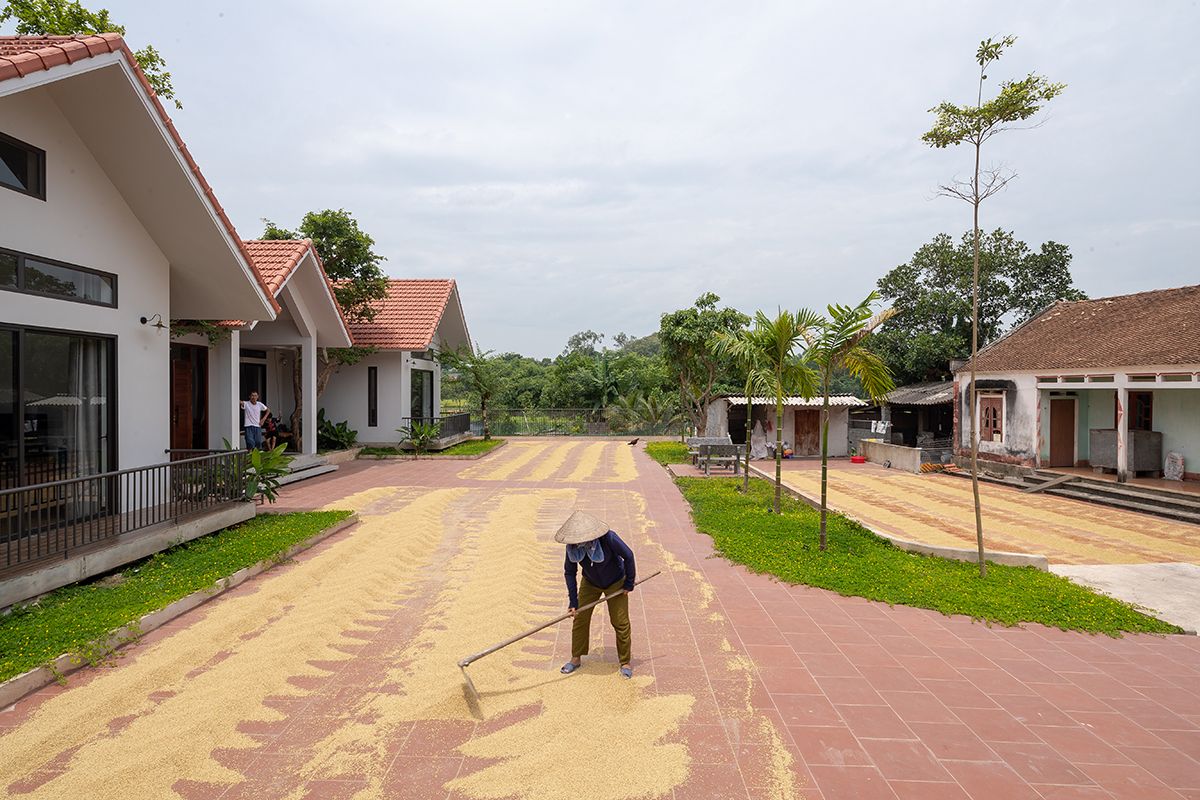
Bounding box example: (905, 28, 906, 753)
(0, 441, 802, 799)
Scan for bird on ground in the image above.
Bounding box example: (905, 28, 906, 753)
(627, 438, 639, 446)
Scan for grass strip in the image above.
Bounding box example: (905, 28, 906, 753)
(646, 441, 690, 465)
(360, 438, 505, 457)
(0, 510, 353, 682)
(677, 477, 1180, 636)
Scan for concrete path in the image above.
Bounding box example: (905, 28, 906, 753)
(1, 439, 1198, 799)
(1052, 563, 1200, 634)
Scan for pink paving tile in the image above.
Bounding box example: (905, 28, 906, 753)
(888, 780, 971, 799)
(837, 705, 916, 741)
(775, 693, 845, 727)
(675, 723, 737, 764)
(1118, 746, 1200, 790)
(878, 691, 960, 724)
(1077, 763, 1185, 800)
(858, 739, 952, 781)
(921, 679, 1000, 710)
(757, 667, 822, 695)
(787, 725, 873, 767)
(1028, 724, 1137, 765)
(819, 676, 886, 706)
(906, 722, 998, 761)
(809, 764, 900, 800)
(943, 760, 1042, 800)
(1031, 784, 1113, 799)
(672, 760, 750, 799)
(380, 756, 463, 796)
(987, 741, 1095, 785)
(994, 693, 1079, 727)
(1067, 712, 1174, 748)
(950, 707, 1041, 743)
(799, 652, 862, 677)
(858, 665, 926, 693)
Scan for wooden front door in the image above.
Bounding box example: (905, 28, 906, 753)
(170, 358, 193, 450)
(794, 410, 820, 456)
(1048, 398, 1075, 467)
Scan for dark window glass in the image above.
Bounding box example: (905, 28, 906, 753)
(367, 366, 378, 427)
(411, 368, 434, 421)
(0, 330, 16, 490)
(25, 258, 114, 304)
(0, 132, 45, 198)
(1131, 392, 1153, 432)
(239, 362, 267, 409)
(0, 251, 15, 288)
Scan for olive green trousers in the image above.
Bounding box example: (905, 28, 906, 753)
(572, 577, 632, 665)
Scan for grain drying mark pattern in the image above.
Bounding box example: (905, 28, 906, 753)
(0, 486, 462, 799)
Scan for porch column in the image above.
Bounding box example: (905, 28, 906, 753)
(1116, 386, 1129, 483)
(209, 330, 241, 449)
(303, 336, 317, 455)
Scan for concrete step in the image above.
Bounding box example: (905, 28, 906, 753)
(1034, 471, 1200, 514)
(1045, 487, 1200, 525)
(277, 463, 339, 486)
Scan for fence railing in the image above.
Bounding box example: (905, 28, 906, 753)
(401, 412, 471, 440)
(1, 450, 248, 575)
(468, 408, 687, 437)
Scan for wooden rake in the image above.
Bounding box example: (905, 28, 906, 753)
(457, 570, 662, 715)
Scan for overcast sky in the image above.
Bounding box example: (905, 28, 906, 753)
(33, 2, 1200, 357)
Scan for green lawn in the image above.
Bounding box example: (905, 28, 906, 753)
(677, 477, 1180, 636)
(0, 510, 353, 682)
(646, 441, 690, 465)
(360, 438, 505, 457)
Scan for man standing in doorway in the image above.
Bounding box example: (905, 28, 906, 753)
(241, 391, 269, 450)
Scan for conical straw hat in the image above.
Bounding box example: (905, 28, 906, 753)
(554, 510, 609, 544)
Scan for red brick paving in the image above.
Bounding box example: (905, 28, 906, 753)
(3, 442, 1199, 799)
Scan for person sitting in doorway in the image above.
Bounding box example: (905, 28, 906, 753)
(262, 414, 279, 451)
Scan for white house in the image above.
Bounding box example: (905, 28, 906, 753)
(704, 395, 866, 457)
(191, 240, 353, 455)
(0, 34, 278, 600)
(321, 279, 471, 446)
(955, 285, 1200, 484)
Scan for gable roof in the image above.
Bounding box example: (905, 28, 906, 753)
(0, 34, 278, 317)
(885, 381, 954, 406)
(963, 285, 1200, 372)
(348, 279, 464, 351)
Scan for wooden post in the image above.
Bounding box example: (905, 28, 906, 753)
(1115, 386, 1129, 483)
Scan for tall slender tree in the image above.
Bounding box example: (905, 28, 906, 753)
(803, 294, 896, 551)
(437, 347, 504, 440)
(922, 35, 1064, 577)
(740, 310, 820, 513)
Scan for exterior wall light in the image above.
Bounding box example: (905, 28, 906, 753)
(140, 313, 167, 331)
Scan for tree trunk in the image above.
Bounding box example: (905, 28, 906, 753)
(970, 140, 987, 578)
(743, 396, 752, 494)
(482, 395, 490, 440)
(819, 374, 831, 551)
(774, 393, 783, 514)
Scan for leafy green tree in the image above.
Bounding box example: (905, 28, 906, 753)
(580, 351, 620, 412)
(923, 34, 1064, 577)
(610, 389, 682, 434)
(735, 310, 820, 513)
(713, 327, 771, 493)
(873, 231, 1085, 383)
(1, 0, 180, 108)
(803, 294, 896, 551)
(660, 293, 748, 435)
(263, 210, 387, 450)
(437, 346, 504, 440)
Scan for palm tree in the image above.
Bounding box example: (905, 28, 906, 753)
(803, 293, 896, 551)
(713, 328, 771, 493)
(737, 310, 820, 514)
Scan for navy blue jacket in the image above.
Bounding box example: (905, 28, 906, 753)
(564, 530, 636, 608)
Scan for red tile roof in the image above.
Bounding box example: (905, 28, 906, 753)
(348, 279, 457, 350)
(964, 284, 1200, 372)
(0, 34, 279, 313)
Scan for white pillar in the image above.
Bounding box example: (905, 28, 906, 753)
(209, 330, 241, 449)
(303, 336, 317, 455)
(1116, 386, 1129, 483)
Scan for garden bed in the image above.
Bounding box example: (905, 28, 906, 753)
(645, 441, 690, 465)
(0, 511, 356, 696)
(675, 476, 1181, 636)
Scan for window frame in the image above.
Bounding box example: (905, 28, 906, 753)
(977, 393, 1005, 444)
(367, 366, 378, 427)
(0, 130, 46, 201)
(0, 246, 117, 308)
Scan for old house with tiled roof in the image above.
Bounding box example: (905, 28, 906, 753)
(320, 279, 472, 446)
(954, 285, 1200, 483)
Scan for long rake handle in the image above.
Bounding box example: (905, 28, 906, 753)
(457, 570, 662, 668)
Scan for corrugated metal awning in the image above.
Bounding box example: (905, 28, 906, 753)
(884, 382, 954, 406)
(726, 396, 867, 408)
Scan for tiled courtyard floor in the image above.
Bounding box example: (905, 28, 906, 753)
(0, 439, 1197, 799)
(774, 460, 1200, 565)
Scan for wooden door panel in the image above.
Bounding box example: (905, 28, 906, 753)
(171, 360, 193, 451)
(795, 410, 820, 456)
(1049, 398, 1075, 467)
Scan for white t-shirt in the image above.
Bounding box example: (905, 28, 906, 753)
(243, 401, 268, 428)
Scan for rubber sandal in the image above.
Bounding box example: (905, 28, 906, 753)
(620, 666, 633, 679)
(561, 662, 581, 674)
